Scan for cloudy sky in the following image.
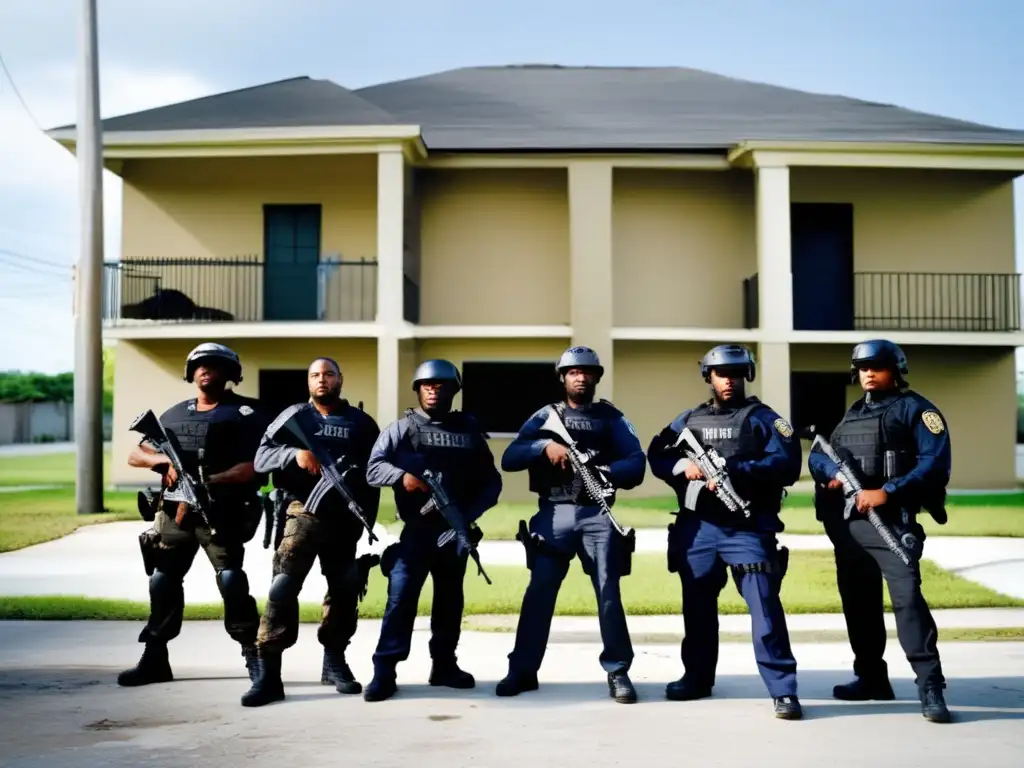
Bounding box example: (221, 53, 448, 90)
(1, 0, 1022, 374)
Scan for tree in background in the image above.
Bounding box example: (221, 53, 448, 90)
(1, 347, 114, 414)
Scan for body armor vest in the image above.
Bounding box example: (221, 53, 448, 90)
(680, 397, 780, 518)
(404, 409, 483, 513)
(528, 401, 618, 505)
(276, 402, 371, 507)
(829, 394, 910, 489)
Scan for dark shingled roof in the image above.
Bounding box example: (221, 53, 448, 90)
(50, 65, 1024, 151)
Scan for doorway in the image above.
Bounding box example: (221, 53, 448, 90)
(790, 371, 850, 439)
(263, 204, 322, 321)
(258, 369, 310, 419)
(791, 203, 854, 331)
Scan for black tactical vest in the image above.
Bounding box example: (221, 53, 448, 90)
(829, 394, 907, 488)
(680, 397, 779, 517)
(406, 409, 483, 502)
(528, 400, 618, 504)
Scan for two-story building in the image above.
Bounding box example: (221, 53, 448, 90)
(49, 65, 1024, 499)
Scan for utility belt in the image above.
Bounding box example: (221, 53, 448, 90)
(514, 517, 636, 577)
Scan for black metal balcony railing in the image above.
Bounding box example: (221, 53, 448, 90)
(102, 257, 378, 325)
(743, 271, 1021, 332)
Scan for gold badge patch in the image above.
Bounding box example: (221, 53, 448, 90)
(773, 418, 794, 438)
(922, 411, 945, 435)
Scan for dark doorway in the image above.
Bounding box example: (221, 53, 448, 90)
(790, 372, 850, 439)
(263, 204, 322, 321)
(791, 203, 854, 331)
(461, 361, 563, 435)
(258, 369, 310, 419)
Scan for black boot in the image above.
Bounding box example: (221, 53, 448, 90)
(117, 642, 173, 687)
(832, 676, 895, 701)
(241, 644, 259, 684)
(921, 686, 951, 723)
(429, 658, 475, 689)
(495, 670, 539, 697)
(323, 648, 362, 695)
(241, 651, 285, 707)
(608, 673, 637, 704)
(363, 668, 398, 702)
(773, 695, 803, 720)
(665, 676, 712, 701)
(320, 651, 331, 685)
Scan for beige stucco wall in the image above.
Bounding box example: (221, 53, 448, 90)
(790, 343, 1017, 489)
(110, 337, 378, 487)
(416, 169, 570, 326)
(613, 169, 756, 328)
(118, 155, 379, 321)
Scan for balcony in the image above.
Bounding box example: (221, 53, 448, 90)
(743, 271, 1022, 332)
(101, 257, 378, 326)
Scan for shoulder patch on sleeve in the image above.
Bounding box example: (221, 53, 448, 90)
(622, 417, 639, 438)
(921, 410, 945, 435)
(773, 417, 794, 439)
(238, 405, 254, 416)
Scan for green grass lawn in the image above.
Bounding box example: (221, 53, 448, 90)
(0, 488, 138, 552)
(0, 448, 112, 487)
(1, 550, 1020, 621)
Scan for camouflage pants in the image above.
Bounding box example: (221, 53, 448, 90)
(256, 502, 363, 653)
(137, 502, 260, 646)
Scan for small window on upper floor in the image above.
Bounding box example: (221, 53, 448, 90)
(461, 361, 563, 436)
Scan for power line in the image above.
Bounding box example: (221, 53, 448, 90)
(0, 48, 43, 131)
(0, 255, 72, 279)
(0, 247, 70, 270)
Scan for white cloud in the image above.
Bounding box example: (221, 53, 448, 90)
(0, 61, 214, 373)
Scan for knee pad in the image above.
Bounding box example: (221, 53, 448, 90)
(268, 572, 300, 603)
(216, 568, 250, 600)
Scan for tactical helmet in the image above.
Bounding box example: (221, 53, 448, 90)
(555, 346, 604, 380)
(183, 342, 242, 384)
(700, 344, 756, 382)
(412, 359, 462, 393)
(850, 339, 908, 384)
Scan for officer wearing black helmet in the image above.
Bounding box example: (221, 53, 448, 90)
(496, 346, 646, 704)
(241, 356, 381, 707)
(362, 359, 502, 702)
(808, 339, 952, 723)
(646, 344, 803, 719)
(120, 342, 271, 688)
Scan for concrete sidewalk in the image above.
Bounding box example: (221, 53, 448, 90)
(2, 518, 1022, 604)
(1, 620, 1022, 768)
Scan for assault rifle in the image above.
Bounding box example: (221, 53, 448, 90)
(269, 404, 378, 544)
(420, 469, 492, 585)
(803, 426, 914, 567)
(670, 427, 751, 518)
(129, 409, 215, 533)
(537, 407, 634, 539)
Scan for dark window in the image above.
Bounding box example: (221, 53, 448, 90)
(461, 361, 562, 435)
(258, 369, 310, 419)
(790, 372, 850, 439)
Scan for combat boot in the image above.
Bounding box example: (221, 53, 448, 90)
(832, 676, 895, 701)
(117, 642, 173, 687)
(773, 695, 803, 720)
(241, 651, 285, 707)
(608, 673, 637, 704)
(364, 668, 398, 702)
(495, 670, 539, 697)
(920, 686, 951, 723)
(320, 650, 331, 685)
(429, 657, 475, 689)
(241, 643, 259, 684)
(665, 676, 712, 701)
(323, 647, 362, 695)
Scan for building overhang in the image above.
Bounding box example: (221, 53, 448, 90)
(728, 140, 1024, 173)
(47, 124, 428, 166)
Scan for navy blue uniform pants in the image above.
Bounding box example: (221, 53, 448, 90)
(371, 526, 469, 673)
(507, 502, 634, 676)
(672, 516, 797, 698)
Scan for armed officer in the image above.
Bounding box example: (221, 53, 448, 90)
(363, 359, 502, 702)
(241, 357, 381, 707)
(119, 342, 270, 688)
(808, 340, 952, 723)
(496, 346, 646, 703)
(647, 344, 803, 719)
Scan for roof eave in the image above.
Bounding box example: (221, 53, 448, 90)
(47, 123, 422, 148)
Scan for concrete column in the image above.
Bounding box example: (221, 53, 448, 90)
(755, 164, 792, 420)
(568, 161, 614, 398)
(376, 149, 405, 427)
